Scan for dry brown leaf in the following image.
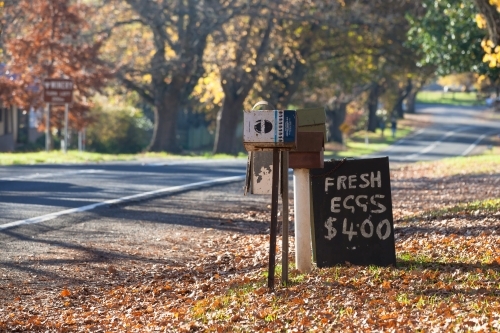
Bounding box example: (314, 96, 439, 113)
(60, 289, 71, 297)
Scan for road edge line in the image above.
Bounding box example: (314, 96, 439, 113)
(0, 175, 245, 231)
(461, 130, 499, 156)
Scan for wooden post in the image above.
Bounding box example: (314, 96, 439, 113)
(268, 148, 280, 289)
(281, 151, 289, 285)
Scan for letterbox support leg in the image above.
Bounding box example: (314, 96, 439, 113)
(293, 168, 312, 273)
(268, 148, 280, 289)
(281, 151, 289, 286)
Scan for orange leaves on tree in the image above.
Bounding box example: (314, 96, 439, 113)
(1, 0, 111, 130)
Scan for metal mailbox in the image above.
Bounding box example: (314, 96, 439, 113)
(289, 108, 326, 169)
(243, 109, 297, 151)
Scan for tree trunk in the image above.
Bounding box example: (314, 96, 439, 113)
(394, 98, 404, 119)
(213, 93, 245, 154)
(406, 89, 418, 113)
(148, 87, 182, 152)
(261, 57, 308, 110)
(393, 78, 412, 119)
(326, 101, 348, 143)
(367, 83, 380, 132)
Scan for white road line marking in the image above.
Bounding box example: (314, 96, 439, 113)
(0, 169, 106, 182)
(404, 126, 468, 160)
(145, 159, 244, 167)
(367, 128, 427, 156)
(461, 130, 499, 156)
(392, 128, 426, 146)
(0, 175, 245, 231)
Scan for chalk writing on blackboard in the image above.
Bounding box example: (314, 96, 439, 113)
(311, 157, 396, 267)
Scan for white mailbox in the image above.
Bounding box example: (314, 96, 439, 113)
(243, 109, 297, 151)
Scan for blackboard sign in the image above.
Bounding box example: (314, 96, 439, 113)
(310, 157, 396, 267)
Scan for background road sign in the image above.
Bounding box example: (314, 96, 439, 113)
(43, 78, 73, 104)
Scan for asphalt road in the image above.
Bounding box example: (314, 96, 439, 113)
(371, 104, 500, 162)
(0, 103, 499, 230)
(0, 159, 248, 228)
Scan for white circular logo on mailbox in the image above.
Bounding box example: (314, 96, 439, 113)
(254, 120, 273, 134)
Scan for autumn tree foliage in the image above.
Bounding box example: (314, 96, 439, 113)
(473, 0, 500, 70)
(100, 0, 244, 153)
(211, 7, 274, 154)
(0, 0, 109, 131)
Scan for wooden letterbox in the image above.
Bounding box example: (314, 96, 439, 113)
(289, 132, 325, 169)
(294, 108, 327, 139)
(243, 110, 297, 151)
(289, 108, 326, 169)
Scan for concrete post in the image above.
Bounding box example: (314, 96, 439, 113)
(63, 103, 68, 153)
(45, 104, 50, 152)
(293, 168, 312, 273)
(78, 131, 82, 152)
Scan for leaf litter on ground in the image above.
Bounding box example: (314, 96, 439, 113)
(0, 151, 499, 332)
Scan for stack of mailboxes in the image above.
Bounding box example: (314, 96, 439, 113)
(243, 107, 326, 194)
(289, 108, 326, 169)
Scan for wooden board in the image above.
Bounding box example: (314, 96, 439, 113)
(289, 151, 324, 169)
(296, 108, 326, 127)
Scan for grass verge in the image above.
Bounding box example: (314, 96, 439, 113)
(324, 125, 413, 159)
(405, 198, 500, 222)
(0, 150, 246, 166)
(406, 145, 500, 178)
(416, 91, 484, 106)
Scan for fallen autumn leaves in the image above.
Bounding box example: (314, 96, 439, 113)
(0, 153, 499, 332)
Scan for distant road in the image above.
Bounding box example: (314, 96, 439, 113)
(370, 104, 500, 162)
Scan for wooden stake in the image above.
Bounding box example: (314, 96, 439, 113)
(268, 148, 280, 289)
(281, 151, 289, 286)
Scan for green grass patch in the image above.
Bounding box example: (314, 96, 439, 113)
(437, 147, 500, 174)
(0, 150, 246, 166)
(412, 146, 500, 177)
(416, 91, 484, 106)
(409, 198, 500, 221)
(324, 125, 413, 159)
(0, 151, 135, 165)
(397, 252, 434, 267)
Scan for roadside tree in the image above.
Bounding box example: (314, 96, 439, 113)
(211, 6, 274, 154)
(100, 0, 244, 153)
(0, 0, 109, 132)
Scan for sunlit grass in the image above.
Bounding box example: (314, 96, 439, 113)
(411, 146, 500, 177)
(0, 151, 134, 165)
(416, 91, 484, 106)
(408, 198, 500, 222)
(435, 147, 500, 174)
(324, 126, 413, 159)
(0, 150, 247, 166)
